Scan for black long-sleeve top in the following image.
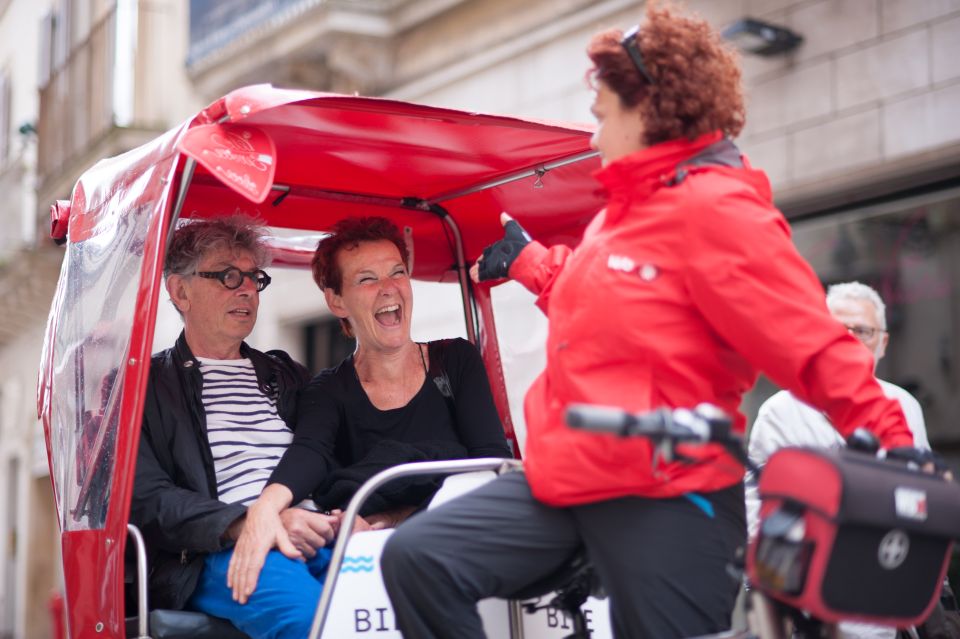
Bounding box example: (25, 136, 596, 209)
(269, 338, 511, 511)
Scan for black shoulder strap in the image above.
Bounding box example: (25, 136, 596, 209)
(668, 138, 744, 186)
(427, 340, 457, 419)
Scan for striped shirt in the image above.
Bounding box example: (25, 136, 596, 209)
(200, 357, 292, 506)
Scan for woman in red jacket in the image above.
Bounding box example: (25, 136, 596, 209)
(381, 3, 914, 637)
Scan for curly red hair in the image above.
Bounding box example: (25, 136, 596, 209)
(587, 1, 745, 145)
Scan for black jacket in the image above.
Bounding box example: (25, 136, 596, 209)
(129, 332, 309, 610)
(315, 439, 470, 516)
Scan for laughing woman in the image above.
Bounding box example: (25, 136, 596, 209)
(226, 216, 511, 611)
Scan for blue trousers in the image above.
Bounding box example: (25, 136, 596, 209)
(188, 547, 332, 639)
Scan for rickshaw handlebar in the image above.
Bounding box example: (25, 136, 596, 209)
(565, 403, 756, 471)
(565, 404, 948, 480)
(565, 403, 733, 443)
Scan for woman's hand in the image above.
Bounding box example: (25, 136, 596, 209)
(280, 509, 339, 557)
(471, 212, 529, 283)
(227, 484, 295, 604)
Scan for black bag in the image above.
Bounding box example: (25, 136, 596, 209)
(748, 447, 960, 626)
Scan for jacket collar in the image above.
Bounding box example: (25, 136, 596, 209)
(594, 130, 724, 200)
(173, 331, 261, 371)
(174, 331, 275, 392)
(173, 331, 198, 369)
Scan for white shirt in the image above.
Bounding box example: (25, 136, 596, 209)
(745, 379, 929, 639)
(750, 380, 927, 465)
(199, 357, 293, 506)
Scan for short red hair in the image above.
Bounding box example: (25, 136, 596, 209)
(311, 217, 409, 337)
(587, 1, 745, 145)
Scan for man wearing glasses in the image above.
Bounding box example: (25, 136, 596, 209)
(130, 217, 335, 638)
(746, 281, 930, 638)
(748, 281, 930, 515)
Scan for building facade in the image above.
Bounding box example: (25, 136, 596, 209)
(0, 0, 196, 636)
(1, 2, 59, 636)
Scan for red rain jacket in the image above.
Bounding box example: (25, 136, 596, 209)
(510, 131, 913, 507)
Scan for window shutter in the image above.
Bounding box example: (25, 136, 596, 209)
(38, 11, 54, 89)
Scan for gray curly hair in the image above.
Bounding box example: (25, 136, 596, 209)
(164, 216, 270, 279)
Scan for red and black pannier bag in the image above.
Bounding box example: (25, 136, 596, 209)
(747, 447, 960, 626)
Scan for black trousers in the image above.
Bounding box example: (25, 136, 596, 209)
(381, 471, 745, 639)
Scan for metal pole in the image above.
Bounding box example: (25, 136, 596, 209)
(165, 156, 196, 256)
(425, 150, 598, 205)
(744, 590, 786, 639)
(508, 600, 527, 639)
(126, 524, 150, 639)
(308, 458, 522, 639)
(437, 211, 478, 344)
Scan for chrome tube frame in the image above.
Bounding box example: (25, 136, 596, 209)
(424, 150, 599, 205)
(438, 212, 477, 343)
(508, 600, 526, 639)
(164, 156, 196, 256)
(126, 523, 151, 639)
(308, 458, 523, 639)
(744, 590, 787, 639)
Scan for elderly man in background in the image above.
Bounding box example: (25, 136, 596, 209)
(747, 281, 931, 639)
(748, 281, 929, 474)
(130, 217, 334, 639)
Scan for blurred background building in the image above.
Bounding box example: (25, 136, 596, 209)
(0, 0, 958, 636)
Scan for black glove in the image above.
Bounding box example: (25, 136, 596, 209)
(477, 219, 532, 281)
(885, 446, 944, 473)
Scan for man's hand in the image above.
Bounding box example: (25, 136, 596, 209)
(336, 511, 387, 535)
(470, 213, 531, 283)
(227, 484, 296, 605)
(280, 509, 339, 558)
(364, 506, 417, 530)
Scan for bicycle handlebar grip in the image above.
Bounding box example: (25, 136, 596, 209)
(565, 404, 632, 434)
(846, 427, 880, 454)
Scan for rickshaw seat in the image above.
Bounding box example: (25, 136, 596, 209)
(125, 609, 252, 639)
(125, 524, 252, 638)
(510, 549, 605, 639)
(509, 548, 604, 602)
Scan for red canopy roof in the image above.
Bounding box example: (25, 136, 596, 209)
(174, 85, 603, 280)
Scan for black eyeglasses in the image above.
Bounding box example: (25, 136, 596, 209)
(194, 267, 272, 292)
(620, 25, 656, 85)
(844, 324, 884, 341)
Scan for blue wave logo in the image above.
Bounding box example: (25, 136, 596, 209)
(340, 555, 376, 574)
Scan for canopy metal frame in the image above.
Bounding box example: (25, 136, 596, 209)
(169, 148, 598, 345)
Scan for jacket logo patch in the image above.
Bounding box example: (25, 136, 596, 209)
(607, 255, 659, 281)
(894, 486, 927, 521)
